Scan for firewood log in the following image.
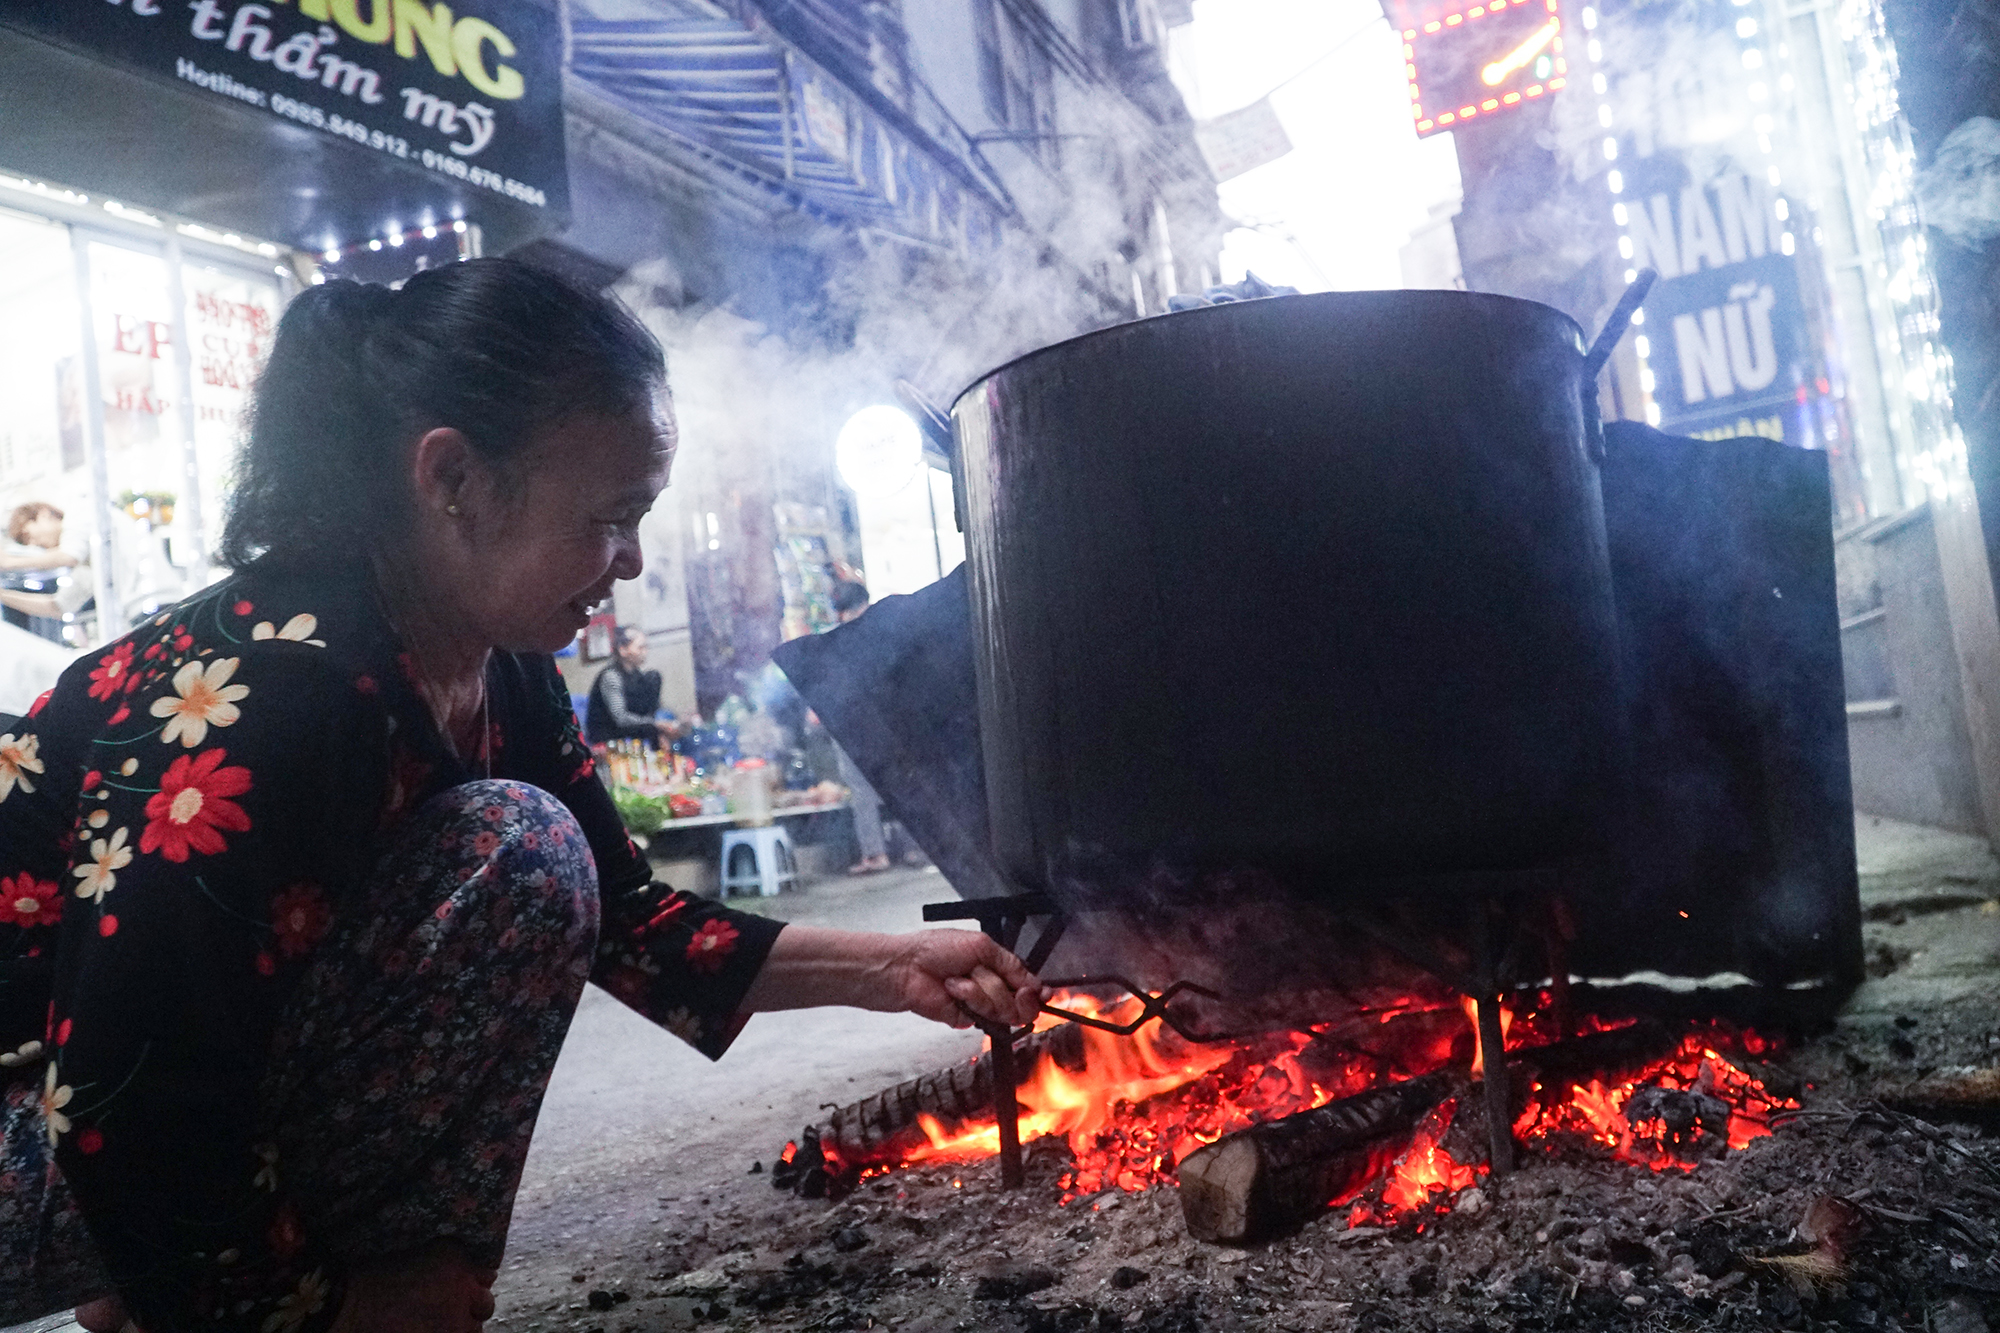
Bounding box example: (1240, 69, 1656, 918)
(1177, 1021, 1679, 1243)
(814, 1023, 1092, 1169)
(1178, 1071, 1461, 1243)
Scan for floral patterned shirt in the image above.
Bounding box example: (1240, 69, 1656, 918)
(0, 558, 783, 1331)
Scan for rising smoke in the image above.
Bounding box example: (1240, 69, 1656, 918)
(1915, 116, 2000, 247)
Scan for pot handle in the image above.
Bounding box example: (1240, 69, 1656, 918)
(894, 379, 963, 532)
(1578, 268, 1658, 465)
(1582, 268, 1658, 382)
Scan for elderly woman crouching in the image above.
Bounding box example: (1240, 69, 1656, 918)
(0, 260, 1039, 1333)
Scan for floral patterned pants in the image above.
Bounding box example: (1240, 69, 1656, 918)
(0, 780, 600, 1320)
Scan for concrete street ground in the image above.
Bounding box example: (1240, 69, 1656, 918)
(491, 863, 986, 1325)
(7, 818, 1997, 1331)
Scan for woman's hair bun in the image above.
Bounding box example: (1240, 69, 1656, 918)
(221, 259, 664, 570)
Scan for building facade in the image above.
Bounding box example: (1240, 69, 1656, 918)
(1393, 0, 2000, 840)
(0, 0, 565, 660)
(0, 0, 1222, 723)
(550, 0, 1223, 713)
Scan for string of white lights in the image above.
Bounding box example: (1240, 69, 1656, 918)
(1836, 0, 1962, 502)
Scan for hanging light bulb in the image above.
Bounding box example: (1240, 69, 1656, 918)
(835, 406, 923, 498)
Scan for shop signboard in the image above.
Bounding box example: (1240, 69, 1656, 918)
(1194, 98, 1293, 183)
(1401, 0, 1569, 138)
(1624, 166, 1810, 445)
(2, 0, 567, 219)
(1594, 0, 1824, 452)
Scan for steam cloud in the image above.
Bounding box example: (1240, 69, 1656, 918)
(1915, 116, 2000, 247)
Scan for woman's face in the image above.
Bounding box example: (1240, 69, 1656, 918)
(451, 406, 674, 655)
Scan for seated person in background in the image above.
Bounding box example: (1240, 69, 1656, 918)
(2, 502, 85, 643)
(585, 625, 689, 747)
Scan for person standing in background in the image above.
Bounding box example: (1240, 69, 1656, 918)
(829, 580, 891, 875)
(585, 625, 689, 747)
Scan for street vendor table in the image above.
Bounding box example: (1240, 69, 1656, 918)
(644, 800, 849, 833)
(637, 801, 850, 897)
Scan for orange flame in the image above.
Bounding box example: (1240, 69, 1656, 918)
(1347, 1099, 1484, 1228)
(889, 991, 1358, 1199)
(1458, 996, 1516, 1077)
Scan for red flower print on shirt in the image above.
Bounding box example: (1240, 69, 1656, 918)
(0, 874, 60, 928)
(27, 688, 51, 717)
(270, 882, 332, 958)
(685, 919, 740, 974)
(140, 749, 253, 862)
(87, 642, 135, 702)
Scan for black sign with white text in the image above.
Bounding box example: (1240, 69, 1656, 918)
(4, 0, 567, 219)
(1624, 162, 1811, 446)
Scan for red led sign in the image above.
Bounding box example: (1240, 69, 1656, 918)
(1403, 0, 1568, 137)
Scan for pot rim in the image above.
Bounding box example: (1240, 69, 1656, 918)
(948, 287, 1590, 418)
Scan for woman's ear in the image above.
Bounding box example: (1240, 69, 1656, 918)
(410, 428, 477, 520)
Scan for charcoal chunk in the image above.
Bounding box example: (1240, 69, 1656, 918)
(1688, 1224, 1735, 1278)
(1112, 1266, 1150, 1289)
(976, 1266, 1059, 1300)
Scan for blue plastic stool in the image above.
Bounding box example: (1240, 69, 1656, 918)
(720, 824, 798, 897)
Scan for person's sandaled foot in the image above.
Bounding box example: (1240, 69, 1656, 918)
(846, 855, 890, 875)
(74, 1295, 131, 1333)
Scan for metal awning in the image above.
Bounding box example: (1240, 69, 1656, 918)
(570, 17, 1011, 247)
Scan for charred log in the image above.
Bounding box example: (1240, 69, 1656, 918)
(1513, 1019, 1677, 1084)
(1178, 1022, 1680, 1243)
(1879, 1067, 2000, 1128)
(1178, 1071, 1460, 1243)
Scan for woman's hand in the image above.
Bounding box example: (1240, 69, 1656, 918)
(883, 929, 1043, 1028)
(328, 1241, 497, 1333)
(742, 926, 1044, 1028)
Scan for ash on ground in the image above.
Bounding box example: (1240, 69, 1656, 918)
(492, 818, 2000, 1333)
(503, 1031, 2000, 1333)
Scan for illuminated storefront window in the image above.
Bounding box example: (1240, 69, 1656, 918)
(0, 182, 287, 646)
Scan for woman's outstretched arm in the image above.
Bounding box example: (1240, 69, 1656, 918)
(742, 925, 1042, 1028)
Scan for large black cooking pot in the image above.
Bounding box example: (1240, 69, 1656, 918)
(950, 290, 1625, 901)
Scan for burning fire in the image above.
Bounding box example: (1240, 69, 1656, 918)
(840, 990, 1796, 1226)
(895, 992, 1362, 1198)
(1348, 1098, 1485, 1228)
(1512, 1028, 1794, 1169)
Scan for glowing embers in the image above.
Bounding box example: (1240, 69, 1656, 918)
(1405, 0, 1569, 135)
(1345, 1098, 1486, 1229)
(1512, 1029, 1796, 1170)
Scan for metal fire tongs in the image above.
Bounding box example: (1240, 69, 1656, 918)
(923, 893, 1247, 1187)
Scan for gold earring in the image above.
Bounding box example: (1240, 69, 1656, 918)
(445, 503, 461, 516)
